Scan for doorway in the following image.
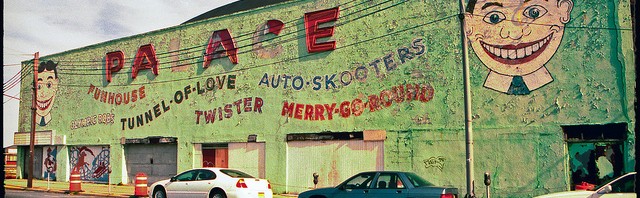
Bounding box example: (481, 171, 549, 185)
(203, 144, 228, 168)
(563, 123, 627, 190)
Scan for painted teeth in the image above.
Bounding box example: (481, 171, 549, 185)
(37, 99, 50, 109)
(483, 35, 550, 60)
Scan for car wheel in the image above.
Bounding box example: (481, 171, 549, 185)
(210, 191, 227, 198)
(152, 188, 166, 198)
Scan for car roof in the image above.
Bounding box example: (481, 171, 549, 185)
(358, 171, 413, 174)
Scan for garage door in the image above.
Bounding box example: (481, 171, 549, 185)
(125, 144, 177, 184)
(286, 139, 384, 194)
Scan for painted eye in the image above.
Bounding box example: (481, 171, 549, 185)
(523, 5, 547, 19)
(38, 84, 42, 89)
(47, 82, 52, 88)
(483, 11, 506, 24)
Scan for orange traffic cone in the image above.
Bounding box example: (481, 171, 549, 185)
(134, 172, 148, 197)
(69, 170, 83, 192)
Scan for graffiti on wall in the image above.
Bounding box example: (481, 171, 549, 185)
(465, 0, 573, 95)
(42, 146, 57, 180)
(423, 156, 446, 171)
(36, 60, 59, 126)
(69, 146, 110, 182)
(281, 83, 434, 121)
(70, 113, 115, 130)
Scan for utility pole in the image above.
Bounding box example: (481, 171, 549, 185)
(457, 1, 475, 198)
(28, 52, 39, 188)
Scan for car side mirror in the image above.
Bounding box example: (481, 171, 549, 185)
(597, 185, 612, 194)
(170, 176, 177, 182)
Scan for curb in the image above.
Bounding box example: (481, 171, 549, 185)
(5, 184, 132, 198)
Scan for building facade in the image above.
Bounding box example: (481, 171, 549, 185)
(15, 0, 636, 197)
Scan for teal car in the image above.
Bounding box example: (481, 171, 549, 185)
(534, 172, 636, 198)
(298, 171, 458, 198)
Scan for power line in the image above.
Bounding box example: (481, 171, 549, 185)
(54, 0, 366, 65)
(3, 93, 21, 103)
(469, 13, 633, 31)
(57, 0, 408, 73)
(58, 13, 458, 87)
(3, 63, 33, 92)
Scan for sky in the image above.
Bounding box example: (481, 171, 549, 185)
(3, 0, 239, 148)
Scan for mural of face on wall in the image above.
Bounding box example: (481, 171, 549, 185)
(36, 60, 59, 126)
(465, 0, 573, 95)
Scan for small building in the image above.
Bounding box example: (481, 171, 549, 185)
(4, 145, 18, 179)
(14, 0, 636, 196)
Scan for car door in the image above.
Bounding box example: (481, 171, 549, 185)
(189, 169, 218, 197)
(332, 172, 377, 198)
(366, 173, 408, 198)
(164, 169, 198, 198)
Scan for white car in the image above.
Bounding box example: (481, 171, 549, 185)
(534, 172, 636, 198)
(148, 168, 273, 198)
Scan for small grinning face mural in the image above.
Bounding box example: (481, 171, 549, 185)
(36, 60, 59, 126)
(466, 0, 573, 95)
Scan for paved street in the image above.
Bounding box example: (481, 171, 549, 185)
(5, 189, 99, 198)
(4, 179, 298, 197)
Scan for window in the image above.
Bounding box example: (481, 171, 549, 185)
(220, 169, 254, 178)
(343, 172, 376, 189)
(608, 174, 636, 193)
(405, 172, 434, 188)
(196, 170, 216, 180)
(375, 173, 405, 189)
(175, 170, 198, 181)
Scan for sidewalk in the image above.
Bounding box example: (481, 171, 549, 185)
(4, 179, 298, 197)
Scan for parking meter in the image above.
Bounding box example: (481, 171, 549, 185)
(313, 173, 319, 188)
(484, 172, 491, 186)
(484, 172, 491, 198)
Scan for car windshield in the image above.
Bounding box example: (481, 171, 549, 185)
(594, 173, 635, 191)
(220, 169, 255, 178)
(405, 172, 434, 188)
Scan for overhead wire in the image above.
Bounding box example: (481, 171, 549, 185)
(28, 1, 635, 87)
(468, 13, 633, 31)
(55, 0, 366, 65)
(3, 69, 32, 94)
(59, 13, 459, 87)
(3, 63, 33, 93)
(58, 0, 409, 74)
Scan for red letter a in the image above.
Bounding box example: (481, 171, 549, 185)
(203, 29, 238, 68)
(132, 44, 159, 79)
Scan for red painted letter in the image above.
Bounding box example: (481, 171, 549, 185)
(304, 7, 339, 53)
(132, 44, 159, 79)
(105, 51, 125, 82)
(203, 29, 238, 68)
(252, 20, 285, 59)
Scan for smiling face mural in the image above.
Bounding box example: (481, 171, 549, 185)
(36, 60, 59, 126)
(465, 0, 573, 95)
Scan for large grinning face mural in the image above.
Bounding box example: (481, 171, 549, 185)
(36, 60, 59, 126)
(465, 0, 573, 95)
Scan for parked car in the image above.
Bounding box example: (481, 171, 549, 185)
(534, 172, 636, 198)
(298, 171, 459, 198)
(148, 168, 273, 198)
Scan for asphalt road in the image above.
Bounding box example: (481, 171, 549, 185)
(4, 189, 101, 198)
